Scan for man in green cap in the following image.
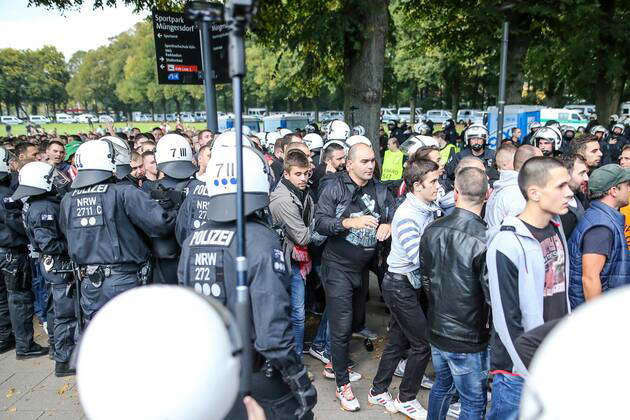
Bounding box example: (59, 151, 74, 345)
(568, 164, 630, 308)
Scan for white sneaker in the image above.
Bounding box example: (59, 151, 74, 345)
(323, 363, 362, 382)
(42, 321, 48, 335)
(395, 397, 428, 420)
(447, 401, 461, 418)
(394, 359, 407, 377)
(336, 384, 360, 412)
(308, 347, 330, 364)
(367, 389, 398, 413)
(421, 375, 435, 389)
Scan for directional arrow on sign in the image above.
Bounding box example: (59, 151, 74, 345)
(160, 64, 165, 69)
(157, 33, 162, 38)
(160, 57, 164, 62)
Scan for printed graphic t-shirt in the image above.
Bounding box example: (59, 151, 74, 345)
(523, 221, 568, 322)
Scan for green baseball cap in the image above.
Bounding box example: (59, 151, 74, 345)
(589, 164, 630, 195)
(64, 140, 82, 161)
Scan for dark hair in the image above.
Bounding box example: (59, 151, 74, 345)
(275, 136, 292, 153)
(518, 156, 564, 199)
(322, 142, 345, 163)
(411, 146, 439, 163)
(152, 127, 162, 132)
(455, 167, 488, 205)
(143, 133, 155, 141)
(388, 137, 399, 147)
(199, 129, 213, 136)
(511, 127, 521, 134)
(47, 140, 65, 150)
(283, 149, 310, 172)
(404, 158, 439, 192)
(570, 135, 599, 156)
(432, 130, 446, 141)
(560, 153, 587, 173)
(14, 142, 35, 158)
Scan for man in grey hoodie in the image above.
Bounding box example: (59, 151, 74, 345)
(486, 157, 573, 420)
(485, 145, 542, 228)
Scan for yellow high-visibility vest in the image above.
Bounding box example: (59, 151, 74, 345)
(381, 149, 404, 181)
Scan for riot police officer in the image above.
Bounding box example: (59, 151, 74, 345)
(145, 133, 197, 284)
(178, 144, 317, 419)
(0, 148, 48, 359)
(445, 123, 498, 185)
(13, 161, 76, 376)
(59, 139, 175, 326)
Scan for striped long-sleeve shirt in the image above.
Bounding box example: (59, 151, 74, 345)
(386, 193, 440, 288)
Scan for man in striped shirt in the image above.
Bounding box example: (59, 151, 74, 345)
(367, 158, 441, 419)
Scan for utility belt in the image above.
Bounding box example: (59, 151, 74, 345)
(76, 262, 150, 288)
(0, 245, 28, 256)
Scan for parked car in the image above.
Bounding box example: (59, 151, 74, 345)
(397, 107, 423, 123)
(76, 113, 97, 123)
(28, 115, 51, 124)
(456, 109, 485, 125)
(381, 108, 399, 123)
(565, 104, 595, 118)
(425, 109, 453, 124)
(540, 108, 588, 132)
(140, 114, 153, 122)
(98, 114, 115, 123)
(154, 114, 165, 121)
(193, 111, 206, 122)
(55, 113, 76, 124)
(165, 114, 177, 122)
(179, 112, 195, 123)
(0, 116, 24, 125)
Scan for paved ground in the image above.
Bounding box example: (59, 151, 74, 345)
(0, 279, 446, 419)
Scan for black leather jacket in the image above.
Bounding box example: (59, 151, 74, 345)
(420, 208, 490, 352)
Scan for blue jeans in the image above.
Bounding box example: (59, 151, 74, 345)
(486, 373, 524, 420)
(289, 264, 306, 358)
(310, 310, 331, 360)
(30, 258, 47, 323)
(428, 346, 489, 420)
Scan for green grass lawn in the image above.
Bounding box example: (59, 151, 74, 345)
(0, 122, 212, 137)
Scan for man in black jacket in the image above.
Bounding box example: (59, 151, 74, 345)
(314, 143, 395, 412)
(420, 166, 491, 419)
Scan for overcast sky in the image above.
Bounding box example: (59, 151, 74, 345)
(0, 1, 146, 60)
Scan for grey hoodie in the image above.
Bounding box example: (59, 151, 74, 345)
(485, 170, 525, 228)
(486, 215, 571, 376)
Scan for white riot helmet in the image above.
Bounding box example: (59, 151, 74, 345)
(278, 128, 293, 137)
(400, 135, 439, 156)
(610, 113, 619, 122)
(303, 133, 324, 151)
(211, 131, 253, 153)
(101, 135, 131, 179)
(78, 286, 241, 420)
(352, 125, 365, 136)
(346, 135, 372, 148)
(266, 131, 282, 154)
(206, 145, 270, 222)
(413, 122, 431, 135)
(326, 120, 351, 141)
(155, 133, 196, 179)
(528, 121, 542, 132)
(229, 126, 252, 136)
(612, 122, 625, 135)
(463, 124, 489, 145)
(590, 125, 609, 139)
(520, 287, 630, 420)
(12, 162, 54, 200)
(532, 126, 562, 154)
(72, 139, 116, 189)
(0, 147, 11, 180)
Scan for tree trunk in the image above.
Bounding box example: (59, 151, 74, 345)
(545, 78, 565, 107)
(410, 81, 418, 124)
(174, 99, 181, 115)
(342, 0, 389, 164)
(505, 21, 531, 104)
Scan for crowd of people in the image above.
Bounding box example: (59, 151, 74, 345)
(0, 113, 628, 420)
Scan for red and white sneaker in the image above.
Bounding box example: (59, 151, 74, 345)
(394, 397, 427, 419)
(336, 383, 360, 412)
(367, 389, 398, 413)
(322, 362, 362, 381)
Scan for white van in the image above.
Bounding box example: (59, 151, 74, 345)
(29, 115, 51, 124)
(56, 113, 76, 124)
(457, 109, 485, 125)
(1, 116, 24, 125)
(540, 108, 588, 131)
(565, 104, 595, 118)
(248, 108, 267, 118)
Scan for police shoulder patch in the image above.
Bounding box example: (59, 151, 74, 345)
(272, 248, 287, 274)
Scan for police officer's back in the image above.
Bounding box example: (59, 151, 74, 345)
(59, 140, 175, 323)
(0, 148, 48, 359)
(178, 144, 317, 420)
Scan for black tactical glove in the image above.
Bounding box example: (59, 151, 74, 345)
(150, 186, 184, 210)
(284, 366, 317, 419)
(2, 197, 22, 210)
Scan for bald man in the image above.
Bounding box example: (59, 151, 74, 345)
(314, 143, 397, 409)
(485, 145, 543, 227)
